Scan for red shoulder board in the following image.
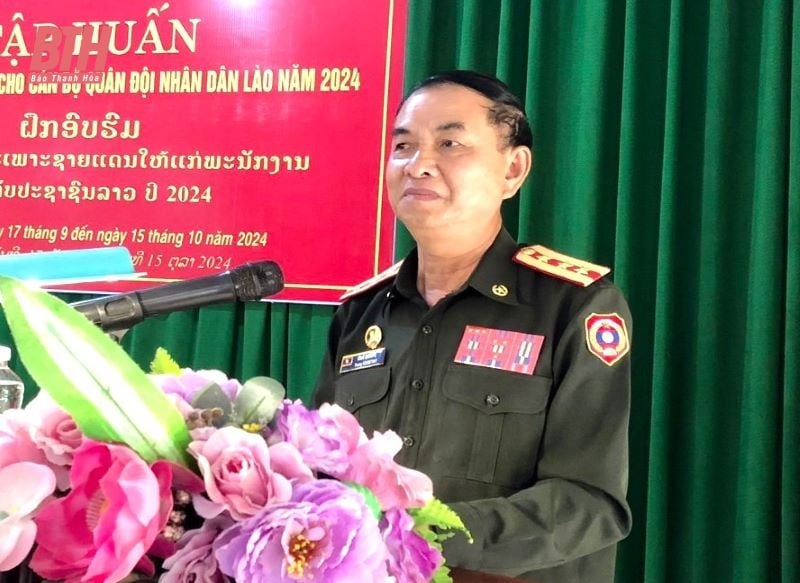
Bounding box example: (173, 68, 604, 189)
(513, 245, 610, 287)
(339, 261, 403, 301)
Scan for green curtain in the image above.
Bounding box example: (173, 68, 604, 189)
(400, 0, 799, 582)
(1, 1, 797, 581)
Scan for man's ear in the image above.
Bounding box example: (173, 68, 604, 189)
(502, 146, 532, 200)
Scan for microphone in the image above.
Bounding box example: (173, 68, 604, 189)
(70, 260, 284, 332)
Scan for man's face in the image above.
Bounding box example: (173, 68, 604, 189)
(386, 84, 528, 238)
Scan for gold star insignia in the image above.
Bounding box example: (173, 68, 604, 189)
(491, 284, 509, 297)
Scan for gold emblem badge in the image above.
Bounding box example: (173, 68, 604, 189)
(364, 325, 383, 349)
(491, 284, 509, 297)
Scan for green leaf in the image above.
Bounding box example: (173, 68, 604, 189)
(150, 347, 182, 375)
(233, 376, 285, 425)
(342, 481, 382, 521)
(408, 498, 472, 583)
(410, 498, 473, 544)
(431, 564, 453, 583)
(191, 383, 232, 427)
(0, 277, 192, 466)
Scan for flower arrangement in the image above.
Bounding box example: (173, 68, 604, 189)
(0, 276, 469, 583)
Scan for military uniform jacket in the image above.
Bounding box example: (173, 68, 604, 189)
(314, 229, 632, 583)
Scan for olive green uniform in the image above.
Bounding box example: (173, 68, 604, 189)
(314, 229, 632, 583)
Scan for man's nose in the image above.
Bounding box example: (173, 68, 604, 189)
(405, 148, 437, 178)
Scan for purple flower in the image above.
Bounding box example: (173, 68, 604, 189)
(151, 369, 243, 402)
(273, 400, 364, 477)
(160, 516, 234, 583)
(345, 431, 433, 510)
(213, 479, 388, 582)
(381, 508, 442, 583)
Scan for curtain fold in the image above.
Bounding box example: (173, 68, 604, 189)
(782, 6, 800, 582)
(614, 1, 671, 579)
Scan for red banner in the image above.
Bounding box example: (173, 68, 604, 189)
(0, 0, 407, 303)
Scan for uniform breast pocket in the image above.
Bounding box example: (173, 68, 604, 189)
(437, 364, 551, 487)
(333, 367, 391, 431)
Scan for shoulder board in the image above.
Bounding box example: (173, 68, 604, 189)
(513, 245, 610, 287)
(339, 260, 403, 301)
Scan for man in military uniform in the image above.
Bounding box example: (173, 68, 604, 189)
(314, 70, 632, 583)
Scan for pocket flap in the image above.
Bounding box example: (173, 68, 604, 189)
(335, 367, 391, 413)
(442, 364, 550, 415)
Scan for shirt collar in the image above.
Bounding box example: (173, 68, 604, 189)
(394, 249, 420, 300)
(393, 228, 520, 306)
(466, 228, 520, 305)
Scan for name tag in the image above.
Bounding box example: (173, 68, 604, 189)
(339, 347, 386, 374)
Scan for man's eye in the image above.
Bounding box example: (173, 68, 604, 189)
(393, 142, 409, 151)
(441, 139, 459, 148)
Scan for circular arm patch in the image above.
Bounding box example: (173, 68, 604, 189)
(585, 313, 630, 366)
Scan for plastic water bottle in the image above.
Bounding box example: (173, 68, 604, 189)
(0, 345, 24, 412)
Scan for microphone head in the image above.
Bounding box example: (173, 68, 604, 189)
(231, 261, 284, 300)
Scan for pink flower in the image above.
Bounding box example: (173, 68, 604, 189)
(1, 400, 82, 491)
(29, 441, 172, 582)
(190, 426, 219, 444)
(343, 431, 433, 510)
(318, 403, 366, 450)
(160, 515, 234, 583)
(268, 441, 314, 484)
(273, 400, 365, 477)
(25, 391, 83, 489)
(0, 409, 49, 470)
(189, 427, 311, 520)
(0, 462, 56, 571)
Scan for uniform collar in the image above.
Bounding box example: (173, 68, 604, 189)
(394, 251, 420, 300)
(393, 228, 520, 306)
(466, 228, 520, 305)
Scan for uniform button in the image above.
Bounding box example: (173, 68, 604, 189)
(421, 325, 433, 335)
(402, 436, 416, 447)
(346, 396, 355, 407)
(485, 393, 501, 407)
(410, 379, 424, 390)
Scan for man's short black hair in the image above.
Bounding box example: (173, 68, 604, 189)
(401, 70, 533, 149)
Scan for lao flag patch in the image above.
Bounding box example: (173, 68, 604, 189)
(454, 325, 544, 375)
(585, 313, 630, 366)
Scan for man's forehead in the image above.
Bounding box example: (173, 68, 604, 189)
(393, 85, 493, 131)
(392, 121, 466, 136)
